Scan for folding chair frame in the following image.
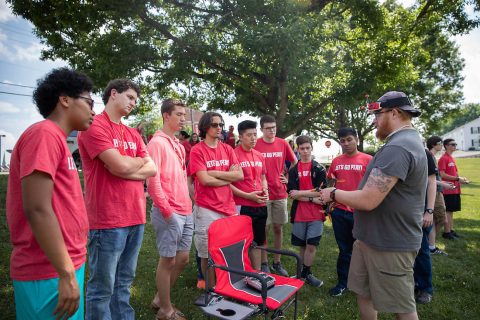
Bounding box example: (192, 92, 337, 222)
(203, 243, 303, 320)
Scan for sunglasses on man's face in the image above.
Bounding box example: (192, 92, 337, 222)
(448, 143, 457, 147)
(210, 122, 225, 129)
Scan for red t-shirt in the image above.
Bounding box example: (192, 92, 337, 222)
(6, 120, 89, 281)
(327, 152, 372, 212)
(438, 153, 461, 195)
(226, 131, 236, 148)
(188, 141, 239, 215)
(295, 161, 325, 222)
(254, 137, 296, 200)
(78, 113, 149, 229)
(181, 140, 192, 163)
(232, 146, 266, 207)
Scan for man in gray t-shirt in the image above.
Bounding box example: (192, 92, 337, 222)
(319, 91, 426, 320)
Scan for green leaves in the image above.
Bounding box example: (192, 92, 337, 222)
(7, 0, 478, 143)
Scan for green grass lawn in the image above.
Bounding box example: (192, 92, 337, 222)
(1, 158, 479, 319)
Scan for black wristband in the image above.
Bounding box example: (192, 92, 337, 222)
(330, 188, 337, 202)
(425, 208, 433, 214)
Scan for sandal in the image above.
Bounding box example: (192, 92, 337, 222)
(150, 301, 185, 318)
(155, 309, 186, 320)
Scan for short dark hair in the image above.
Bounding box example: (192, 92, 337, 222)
(33, 68, 93, 119)
(198, 111, 223, 139)
(443, 138, 455, 148)
(337, 127, 357, 139)
(161, 98, 186, 117)
(260, 115, 276, 128)
(238, 120, 257, 135)
(426, 135, 442, 150)
(179, 130, 190, 138)
(296, 135, 312, 147)
(102, 79, 141, 105)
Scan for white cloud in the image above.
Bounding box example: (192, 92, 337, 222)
(0, 129, 16, 165)
(455, 28, 480, 103)
(0, 0, 15, 22)
(0, 101, 20, 113)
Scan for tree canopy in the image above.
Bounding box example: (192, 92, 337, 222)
(8, 0, 480, 147)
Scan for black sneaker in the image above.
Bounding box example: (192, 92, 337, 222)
(430, 247, 448, 256)
(304, 274, 324, 287)
(271, 262, 288, 277)
(415, 291, 432, 304)
(442, 232, 455, 240)
(329, 285, 346, 297)
(260, 263, 270, 273)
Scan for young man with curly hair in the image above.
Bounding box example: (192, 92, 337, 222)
(7, 68, 95, 319)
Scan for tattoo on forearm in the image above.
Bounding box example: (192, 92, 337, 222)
(366, 168, 393, 193)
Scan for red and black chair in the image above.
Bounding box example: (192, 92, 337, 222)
(196, 215, 304, 320)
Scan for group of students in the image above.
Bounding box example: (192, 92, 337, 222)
(6, 67, 466, 320)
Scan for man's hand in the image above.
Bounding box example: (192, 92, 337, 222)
(422, 211, 433, 228)
(458, 176, 469, 184)
(248, 191, 269, 204)
(279, 173, 288, 184)
(319, 187, 335, 204)
(229, 164, 242, 172)
(439, 181, 455, 190)
(289, 190, 301, 199)
(53, 272, 80, 320)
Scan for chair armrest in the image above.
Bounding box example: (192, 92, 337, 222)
(211, 263, 268, 311)
(251, 244, 302, 278)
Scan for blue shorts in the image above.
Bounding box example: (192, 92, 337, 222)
(13, 263, 85, 320)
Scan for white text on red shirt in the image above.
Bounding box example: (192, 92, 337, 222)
(261, 151, 283, 158)
(335, 164, 364, 171)
(206, 159, 230, 168)
(240, 161, 263, 168)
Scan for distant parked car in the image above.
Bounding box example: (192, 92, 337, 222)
(67, 130, 81, 169)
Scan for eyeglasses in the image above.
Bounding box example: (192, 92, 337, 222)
(448, 143, 457, 147)
(372, 110, 393, 118)
(262, 126, 276, 131)
(210, 122, 225, 129)
(76, 96, 95, 110)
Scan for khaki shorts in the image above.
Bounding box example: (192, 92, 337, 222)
(266, 198, 288, 225)
(433, 191, 447, 225)
(348, 240, 417, 314)
(193, 205, 227, 258)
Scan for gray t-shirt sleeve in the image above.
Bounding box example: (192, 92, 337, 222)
(373, 145, 412, 182)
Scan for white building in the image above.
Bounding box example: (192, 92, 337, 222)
(442, 116, 480, 151)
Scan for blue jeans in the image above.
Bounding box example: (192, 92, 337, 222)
(330, 208, 355, 288)
(86, 224, 145, 320)
(414, 226, 433, 294)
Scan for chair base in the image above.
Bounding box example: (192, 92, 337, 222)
(196, 293, 257, 320)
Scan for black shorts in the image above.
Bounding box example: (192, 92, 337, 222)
(240, 206, 268, 246)
(443, 194, 461, 212)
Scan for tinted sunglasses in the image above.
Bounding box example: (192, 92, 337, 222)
(210, 122, 225, 128)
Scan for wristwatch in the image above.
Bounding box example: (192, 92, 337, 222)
(425, 208, 433, 214)
(309, 197, 313, 203)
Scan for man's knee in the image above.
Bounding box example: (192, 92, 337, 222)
(272, 223, 283, 234)
(176, 252, 190, 267)
(159, 256, 176, 270)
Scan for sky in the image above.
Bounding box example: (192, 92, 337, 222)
(1, 0, 479, 164)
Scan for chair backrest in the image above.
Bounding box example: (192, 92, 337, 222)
(208, 215, 254, 286)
